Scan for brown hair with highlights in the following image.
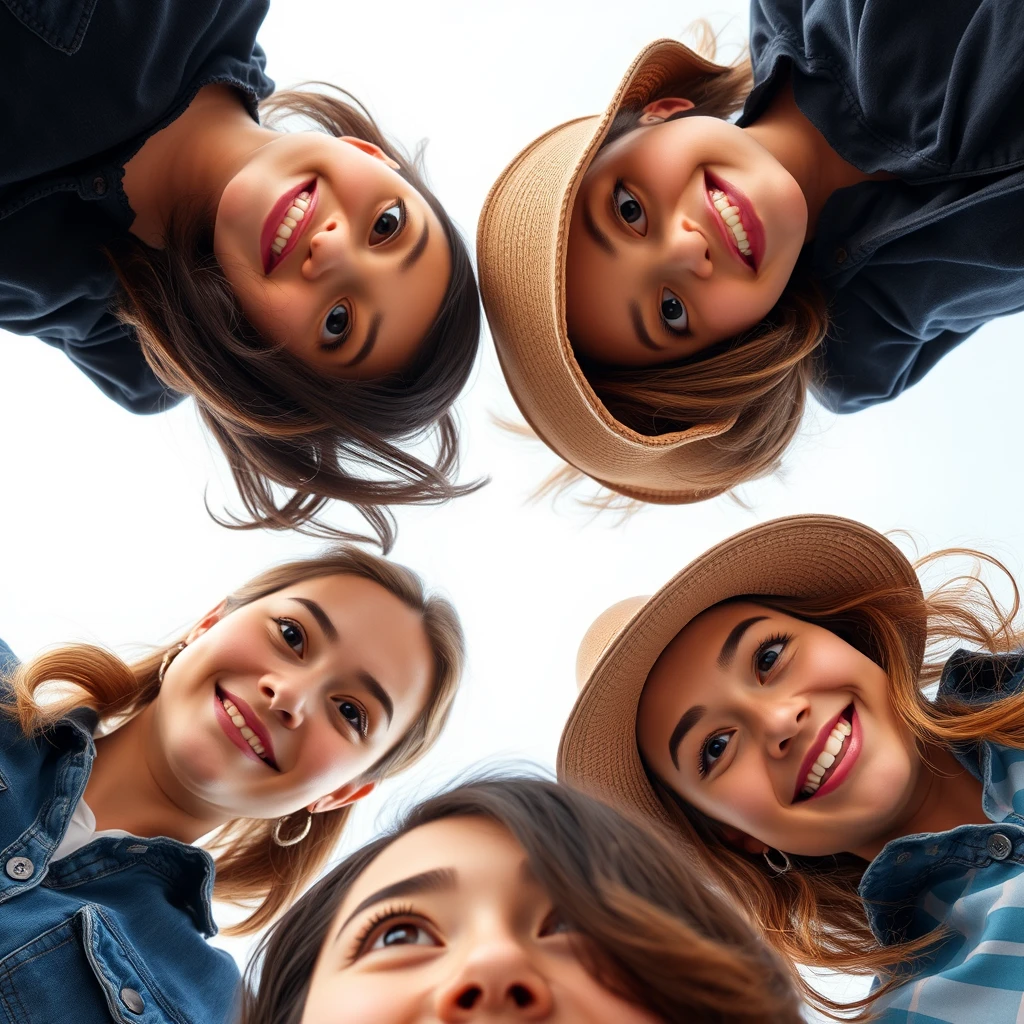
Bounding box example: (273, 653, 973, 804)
(240, 777, 803, 1024)
(112, 86, 482, 550)
(645, 548, 1024, 1019)
(3, 546, 464, 935)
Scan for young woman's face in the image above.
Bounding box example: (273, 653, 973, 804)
(566, 103, 806, 368)
(302, 816, 661, 1023)
(153, 573, 435, 822)
(636, 601, 926, 858)
(214, 133, 451, 380)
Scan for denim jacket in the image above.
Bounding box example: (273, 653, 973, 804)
(0, 0, 273, 413)
(860, 650, 1024, 1022)
(0, 640, 240, 1024)
(738, 0, 1024, 413)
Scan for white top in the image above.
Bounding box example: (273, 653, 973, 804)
(52, 797, 133, 862)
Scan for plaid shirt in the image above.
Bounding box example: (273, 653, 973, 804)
(861, 651, 1024, 1022)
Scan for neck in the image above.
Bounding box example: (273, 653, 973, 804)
(744, 77, 892, 240)
(122, 84, 278, 248)
(850, 744, 988, 862)
(84, 703, 227, 843)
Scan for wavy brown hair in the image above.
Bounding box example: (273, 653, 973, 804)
(240, 777, 803, 1024)
(2, 546, 464, 936)
(112, 86, 481, 550)
(644, 548, 1024, 1019)
(568, 23, 828, 498)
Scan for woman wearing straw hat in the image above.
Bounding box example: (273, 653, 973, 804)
(478, 1, 1024, 505)
(559, 514, 1024, 1021)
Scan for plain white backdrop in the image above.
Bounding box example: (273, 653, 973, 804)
(3, 0, 1022, 1016)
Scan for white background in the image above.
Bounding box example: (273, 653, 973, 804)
(2, 0, 1022, 1015)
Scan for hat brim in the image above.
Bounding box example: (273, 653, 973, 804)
(557, 515, 925, 825)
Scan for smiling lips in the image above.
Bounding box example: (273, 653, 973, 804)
(214, 685, 279, 770)
(261, 179, 318, 275)
(703, 171, 765, 272)
(793, 705, 859, 802)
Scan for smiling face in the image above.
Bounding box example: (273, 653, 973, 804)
(566, 101, 807, 368)
(301, 816, 660, 1023)
(151, 573, 434, 823)
(636, 601, 928, 859)
(214, 132, 451, 380)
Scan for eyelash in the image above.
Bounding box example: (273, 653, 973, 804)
(337, 698, 369, 737)
(274, 617, 305, 656)
(349, 903, 425, 961)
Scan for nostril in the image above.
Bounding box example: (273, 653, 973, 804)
(456, 986, 482, 1010)
(510, 984, 535, 1008)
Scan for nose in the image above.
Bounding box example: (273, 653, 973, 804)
(303, 214, 353, 281)
(435, 938, 554, 1021)
(759, 694, 812, 758)
(664, 215, 713, 279)
(258, 675, 306, 728)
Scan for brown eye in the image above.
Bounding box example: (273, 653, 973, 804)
(276, 619, 305, 656)
(337, 700, 367, 735)
(660, 288, 688, 333)
(755, 640, 786, 679)
(370, 202, 404, 245)
(613, 183, 647, 234)
(369, 921, 437, 951)
(320, 303, 351, 348)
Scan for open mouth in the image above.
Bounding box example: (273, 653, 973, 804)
(704, 171, 764, 272)
(214, 685, 279, 771)
(794, 704, 856, 802)
(261, 179, 318, 275)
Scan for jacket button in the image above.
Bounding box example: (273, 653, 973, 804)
(834, 247, 848, 265)
(120, 988, 145, 1014)
(92, 176, 107, 195)
(987, 833, 1013, 860)
(5, 856, 34, 880)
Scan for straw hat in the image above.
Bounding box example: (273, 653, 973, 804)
(477, 39, 740, 503)
(557, 515, 926, 826)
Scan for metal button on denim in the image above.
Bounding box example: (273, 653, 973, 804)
(987, 833, 1013, 860)
(5, 856, 34, 880)
(92, 176, 107, 195)
(120, 988, 144, 1014)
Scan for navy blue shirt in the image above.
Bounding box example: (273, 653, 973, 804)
(739, 0, 1024, 412)
(0, 0, 274, 413)
(0, 639, 240, 1024)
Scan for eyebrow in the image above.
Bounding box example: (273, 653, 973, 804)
(629, 301, 667, 352)
(400, 220, 430, 272)
(357, 670, 394, 726)
(582, 201, 616, 257)
(338, 313, 382, 368)
(336, 868, 457, 938)
(292, 598, 338, 642)
(717, 615, 769, 669)
(669, 704, 706, 770)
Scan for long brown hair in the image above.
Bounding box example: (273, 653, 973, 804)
(3, 546, 464, 935)
(240, 777, 804, 1024)
(568, 24, 829, 499)
(112, 86, 482, 551)
(645, 548, 1024, 1018)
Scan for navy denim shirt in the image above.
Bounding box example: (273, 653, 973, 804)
(738, 0, 1024, 412)
(0, 640, 240, 1024)
(0, 0, 273, 413)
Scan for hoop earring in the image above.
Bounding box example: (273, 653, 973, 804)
(763, 848, 792, 875)
(158, 642, 186, 683)
(273, 810, 313, 847)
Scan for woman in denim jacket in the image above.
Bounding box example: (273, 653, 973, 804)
(558, 514, 1024, 1021)
(0, 546, 462, 1024)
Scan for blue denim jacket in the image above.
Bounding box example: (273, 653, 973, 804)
(739, 0, 1024, 412)
(860, 650, 1024, 1022)
(0, 640, 240, 1024)
(0, 0, 273, 413)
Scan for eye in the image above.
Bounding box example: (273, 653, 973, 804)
(754, 635, 789, 681)
(369, 201, 405, 246)
(370, 921, 437, 951)
(276, 618, 305, 656)
(539, 908, 571, 937)
(319, 303, 351, 349)
(612, 182, 647, 235)
(336, 699, 368, 736)
(660, 288, 688, 333)
(698, 731, 733, 778)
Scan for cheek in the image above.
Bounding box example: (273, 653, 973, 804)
(694, 275, 785, 340)
(555, 964, 661, 1023)
(301, 975, 403, 1024)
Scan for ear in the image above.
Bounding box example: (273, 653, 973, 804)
(184, 599, 229, 645)
(718, 824, 770, 856)
(307, 779, 377, 816)
(338, 136, 401, 171)
(639, 97, 696, 125)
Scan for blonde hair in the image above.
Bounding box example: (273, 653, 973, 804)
(646, 547, 1024, 1018)
(3, 546, 464, 936)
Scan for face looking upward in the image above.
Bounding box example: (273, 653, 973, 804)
(301, 816, 661, 1023)
(152, 573, 435, 824)
(214, 133, 451, 380)
(566, 100, 807, 368)
(636, 601, 927, 859)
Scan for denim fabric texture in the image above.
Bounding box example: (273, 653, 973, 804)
(859, 650, 1024, 1022)
(0, 0, 273, 413)
(0, 639, 240, 1024)
(738, 0, 1024, 413)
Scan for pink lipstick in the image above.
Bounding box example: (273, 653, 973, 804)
(261, 179, 318, 275)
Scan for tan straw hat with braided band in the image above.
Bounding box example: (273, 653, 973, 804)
(477, 39, 739, 504)
(557, 515, 926, 826)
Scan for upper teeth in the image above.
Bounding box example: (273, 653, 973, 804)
(270, 191, 311, 257)
(800, 718, 852, 796)
(710, 189, 752, 259)
(220, 694, 269, 760)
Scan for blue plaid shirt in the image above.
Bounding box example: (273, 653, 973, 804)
(861, 651, 1024, 1022)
